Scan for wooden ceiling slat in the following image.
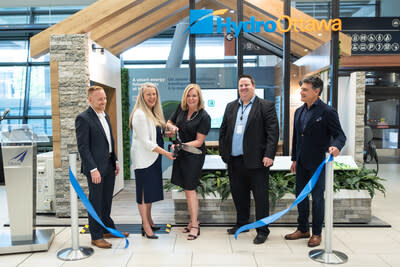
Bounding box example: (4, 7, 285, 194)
(98, 0, 189, 49)
(30, 0, 139, 58)
(110, 10, 189, 55)
(89, 0, 170, 41)
(109, 0, 213, 55)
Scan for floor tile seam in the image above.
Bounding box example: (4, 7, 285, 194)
(332, 231, 355, 254)
(376, 253, 395, 267)
(125, 249, 135, 267)
(15, 253, 33, 267)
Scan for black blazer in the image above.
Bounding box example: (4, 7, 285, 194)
(291, 100, 346, 170)
(219, 96, 279, 169)
(75, 107, 117, 177)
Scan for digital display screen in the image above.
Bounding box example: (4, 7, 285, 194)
(202, 89, 264, 128)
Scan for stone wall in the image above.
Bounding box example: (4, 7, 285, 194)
(354, 72, 366, 165)
(173, 190, 371, 224)
(50, 34, 90, 217)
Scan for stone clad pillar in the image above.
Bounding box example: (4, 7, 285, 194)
(50, 34, 89, 217)
(354, 72, 365, 165)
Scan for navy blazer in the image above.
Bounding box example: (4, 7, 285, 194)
(291, 100, 346, 170)
(219, 96, 279, 169)
(75, 107, 117, 177)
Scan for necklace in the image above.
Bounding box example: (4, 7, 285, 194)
(187, 110, 199, 121)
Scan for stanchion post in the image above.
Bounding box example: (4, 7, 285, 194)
(309, 153, 348, 264)
(57, 153, 94, 261)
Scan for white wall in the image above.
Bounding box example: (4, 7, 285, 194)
(88, 39, 124, 194)
(338, 76, 356, 157)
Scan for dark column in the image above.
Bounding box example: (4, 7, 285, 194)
(283, 0, 291, 155)
(189, 0, 196, 83)
(330, 0, 339, 109)
(237, 0, 243, 78)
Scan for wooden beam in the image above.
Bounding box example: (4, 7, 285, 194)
(340, 55, 400, 68)
(89, 0, 170, 41)
(98, 0, 189, 49)
(30, 0, 139, 58)
(50, 61, 61, 168)
(110, 8, 189, 55)
(339, 32, 351, 56)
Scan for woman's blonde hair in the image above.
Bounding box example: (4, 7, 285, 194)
(129, 83, 165, 129)
(180, 83, 204, 111)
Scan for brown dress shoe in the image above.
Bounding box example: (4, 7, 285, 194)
(284, 230, 311, 240)
(103, 232, 130, 238)
(308, 235, 321, 247)
(91, 239, 112, 249)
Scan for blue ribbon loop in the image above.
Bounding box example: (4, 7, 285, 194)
(235, 154, 334, 239)
(69, 167, 129, 248)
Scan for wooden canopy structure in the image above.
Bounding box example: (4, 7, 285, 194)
(30, 0, 351, 59)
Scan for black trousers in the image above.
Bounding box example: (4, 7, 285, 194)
(228, 156, 270, 235)
(86, 157, 116, 240)
(295, 161, 325, 235)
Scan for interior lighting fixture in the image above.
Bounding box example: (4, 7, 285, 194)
(92, 44, 104, 54)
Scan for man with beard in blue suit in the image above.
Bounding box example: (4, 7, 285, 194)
(285, 76, 346, 247)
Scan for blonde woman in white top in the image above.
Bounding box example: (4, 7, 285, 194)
(130, 82, 174, 239)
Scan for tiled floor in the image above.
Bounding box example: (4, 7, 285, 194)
(1, 163, 399, 266)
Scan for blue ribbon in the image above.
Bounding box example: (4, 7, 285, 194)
(69, 167, 129, 248)
(235, 154, 333, 239)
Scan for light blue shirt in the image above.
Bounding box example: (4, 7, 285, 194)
(231, 95, 256, 156)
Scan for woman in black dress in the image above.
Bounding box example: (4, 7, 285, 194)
(166, 84, 211, 240)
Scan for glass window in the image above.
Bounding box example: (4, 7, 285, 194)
(28, 66, 51, 116)
(27, 118, 52, 137)
(183, 37, 225, 60)
(0, 66, 26, 116)
(34, 14, 70, 24)
(123, 38, 172, 61)
(0, 15, 29, 25)
(30, 53, 50, 62)
(0, 40, 28, 62)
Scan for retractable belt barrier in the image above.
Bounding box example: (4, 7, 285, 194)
(69, 167, 129, 248)
(235, 154, 334, 239)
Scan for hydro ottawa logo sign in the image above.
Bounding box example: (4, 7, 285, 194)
(187, 9, 342, 37)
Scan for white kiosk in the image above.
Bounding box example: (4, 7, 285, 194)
(0, 124, 54, 254)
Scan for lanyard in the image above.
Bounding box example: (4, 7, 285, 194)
(240, 103, 251, 120)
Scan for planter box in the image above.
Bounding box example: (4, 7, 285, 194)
(172, 189, 371, 224)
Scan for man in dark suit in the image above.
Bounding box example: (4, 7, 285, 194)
(285, 76, 346, 247)
(219, 74, 279, 244)
(75, 85, 128, 249)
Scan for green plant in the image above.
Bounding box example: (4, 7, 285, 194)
(164, 166, 386, 204)
(164, 170, 230, 200)
(334, 165, 386, 198)
(121, 68, 130, 180)
(269, 171, 296, 208)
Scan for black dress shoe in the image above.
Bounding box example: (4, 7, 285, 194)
(227, 226, 249, 235)
(253, 233, 268, 244)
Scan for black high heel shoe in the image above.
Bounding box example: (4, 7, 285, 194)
(141, 225, 161, 232)
(151, 225, 161, 231)
(187, 226, 200, 240)
(141, 228, 159, 239)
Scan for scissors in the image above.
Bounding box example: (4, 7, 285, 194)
(171, 131, 202, 157)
